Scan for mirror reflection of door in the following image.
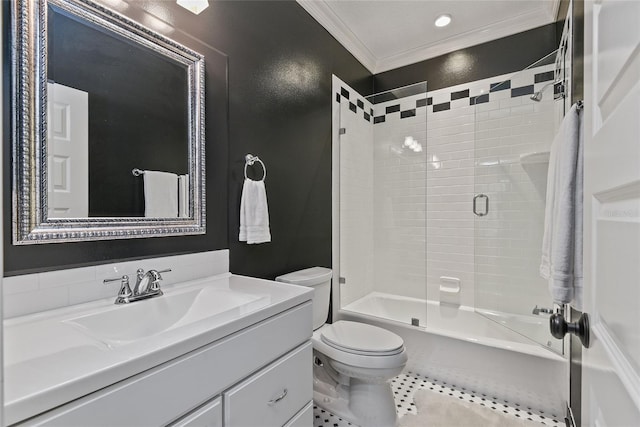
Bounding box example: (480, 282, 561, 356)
(47, 82, 88, 218)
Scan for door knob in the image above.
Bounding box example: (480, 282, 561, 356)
(549, 312, 590, 348)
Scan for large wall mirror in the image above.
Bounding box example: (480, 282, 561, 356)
(11, 0, 206, 244)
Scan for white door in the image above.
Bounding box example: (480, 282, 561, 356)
(582, 1, 640, 425)
(47, 82, 89, 218)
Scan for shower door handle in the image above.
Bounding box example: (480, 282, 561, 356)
(473, 194, 489, 216)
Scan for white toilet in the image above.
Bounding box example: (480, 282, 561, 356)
(276, 267, 407, 427)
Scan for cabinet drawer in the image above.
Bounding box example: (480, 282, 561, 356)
(284, 401, 313, 427)
(224, 342, 312, 427)
(171, 397, 222, 427)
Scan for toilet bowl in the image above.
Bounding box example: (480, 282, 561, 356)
(276, 268, 407, 427)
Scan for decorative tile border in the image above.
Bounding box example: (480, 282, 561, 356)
(335, 63, 556, 125)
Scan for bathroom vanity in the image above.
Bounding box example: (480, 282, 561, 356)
(4, 274, 313, 426)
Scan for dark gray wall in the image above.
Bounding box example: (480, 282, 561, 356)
(374, 23, 559, 93)
(3, 0, 372, 276)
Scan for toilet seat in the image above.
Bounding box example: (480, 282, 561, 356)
(320, 321, 404, 356)
(312, 322, 407, 370)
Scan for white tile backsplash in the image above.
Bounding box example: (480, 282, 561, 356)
(3, 250, 229, 319)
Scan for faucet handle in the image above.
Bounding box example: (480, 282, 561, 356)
(148, 269, 171, 291)
(104, 275, 132, 303)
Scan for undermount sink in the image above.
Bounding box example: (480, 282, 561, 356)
(64, 285, 269, 346)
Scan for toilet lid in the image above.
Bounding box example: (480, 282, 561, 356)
(320, 321, 404, 356)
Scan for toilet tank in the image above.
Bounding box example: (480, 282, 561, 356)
(275, 267, 332, 330)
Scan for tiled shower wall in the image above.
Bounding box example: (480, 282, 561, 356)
(335, 60, 558, 314)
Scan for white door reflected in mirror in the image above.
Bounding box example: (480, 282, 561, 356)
(47, 82, 88, 218)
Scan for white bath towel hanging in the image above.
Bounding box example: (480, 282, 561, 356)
(143, 170, 179, 218)
(178, 174, 189, 218)
(540, 102, 583, 305)
(239, 178, 271, 244)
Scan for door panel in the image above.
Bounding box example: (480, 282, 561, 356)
(583, 0, 640, 424)
(47, 82, 89, 218)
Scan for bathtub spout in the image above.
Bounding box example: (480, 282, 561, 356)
(532, 305, 553, 315)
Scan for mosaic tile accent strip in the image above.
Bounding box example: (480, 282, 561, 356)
(313, 372, 563, 427)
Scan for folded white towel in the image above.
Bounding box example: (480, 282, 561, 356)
(178, 174, 189, 218)
(540, 103, 583, 305)
(239, 178, 271, 244)
(144, 170, 178, 218)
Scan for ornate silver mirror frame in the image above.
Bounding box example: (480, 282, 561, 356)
(11, 0, 206, 244)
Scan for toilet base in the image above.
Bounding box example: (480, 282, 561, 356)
(314, 372, 399, 427)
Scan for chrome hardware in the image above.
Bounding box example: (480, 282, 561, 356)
(473, 194, 489, 216)
(532, 305, 554, 315)
(550, 312, 590, 348)
(105, 268, 171, 305)
(103, 275, 133, 305)
(267, 389, 288, 406)
(314, 356, 324, 367)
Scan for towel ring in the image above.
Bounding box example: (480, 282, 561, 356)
(244, 154, 266, 181)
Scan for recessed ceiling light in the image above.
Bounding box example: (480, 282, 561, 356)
(435, 14, 452, 28)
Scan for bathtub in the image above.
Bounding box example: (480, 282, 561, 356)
(340, 292, 567, 417)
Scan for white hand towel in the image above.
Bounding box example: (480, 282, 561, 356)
(239, 178, 271, 244)
(178, 174, 189, 218)
(143, 170, 178, 218)
(540, 103, 583, 305)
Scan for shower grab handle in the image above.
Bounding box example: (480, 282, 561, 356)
(473, 194, 489, 217)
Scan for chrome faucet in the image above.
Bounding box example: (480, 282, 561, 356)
(532, 305, 553, 315)
(103, 268, 171, 305)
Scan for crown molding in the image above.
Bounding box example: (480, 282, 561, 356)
(296, 0, 377, 73)
(298, 0, 560, 75)
(374, 8, 556, 73)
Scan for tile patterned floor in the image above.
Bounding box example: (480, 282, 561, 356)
(313, 372, 563, 427)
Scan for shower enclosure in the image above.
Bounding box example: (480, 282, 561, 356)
(473, 51, 563, 353)
(336, 81, 429, 328)
(334, 49, 565, 356)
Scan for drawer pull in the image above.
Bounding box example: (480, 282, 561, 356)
(267, 388, 288, 406)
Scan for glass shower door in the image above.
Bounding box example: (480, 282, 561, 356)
(337, 82, 428, 328)
(473, 52, 563, 354)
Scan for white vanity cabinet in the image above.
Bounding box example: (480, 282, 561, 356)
(15, 302, 313, 427)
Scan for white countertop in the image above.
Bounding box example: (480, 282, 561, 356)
(3, 273, 313, 425)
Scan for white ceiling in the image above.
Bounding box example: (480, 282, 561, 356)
(297, 0, 560, 74)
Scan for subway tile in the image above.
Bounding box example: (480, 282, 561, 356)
(534, 70, 555, 83)
(3, 274, 39, 295)
(349, 102, 357, 113)
(4, 287, 69, 319)
(433, 102, 450, 112)
(340, 87, 350, 99)
(401, 109, 416, 118)
(386, 104, 400, 114)
(38, 266, 96, 289)
(450, 89, 470, 100)
(510, 85, 534, 97)
(470, 94, 489, 105)
(490, 80, 511, 92)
